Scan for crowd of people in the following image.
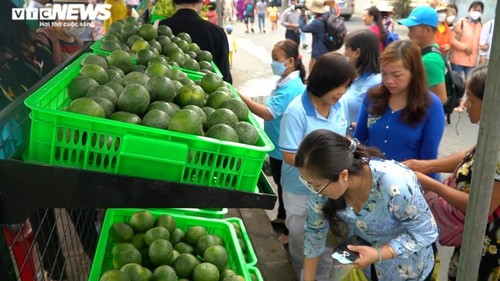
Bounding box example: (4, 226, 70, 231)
(1, 0, 499, 280)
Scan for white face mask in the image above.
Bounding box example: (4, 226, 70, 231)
(469, 11, 482, 20)
(438, 12, 447, 22)
(63, 26, 86, 37)
(446, 15, 456, 24)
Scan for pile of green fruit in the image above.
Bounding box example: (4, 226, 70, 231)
(99, 17, 213, 73)
(152, 0, 176, 18)
(99, 210, 256, 281)
(65, 49, 260, 146)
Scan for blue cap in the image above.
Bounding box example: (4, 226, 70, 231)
(398, 6, 438, 28)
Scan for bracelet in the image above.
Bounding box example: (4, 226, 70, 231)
(387, 245, 397, 258)
(375, 246, 382, 264)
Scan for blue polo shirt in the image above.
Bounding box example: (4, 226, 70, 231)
(343, 72, 382, 123)
(265, 71, 306, 160)
(279, 91, 350, 195)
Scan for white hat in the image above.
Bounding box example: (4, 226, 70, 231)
(376, 2, 392, 12)
(305, 0, 326, 14)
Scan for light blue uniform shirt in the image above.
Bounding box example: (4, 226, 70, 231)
(343, 72, 382, 123)
(304, 158, 438, 280)
(279, 91, 350, 195)
(265, 71, 305, 160)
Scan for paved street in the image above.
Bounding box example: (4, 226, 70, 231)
(227, 13, 479, 280)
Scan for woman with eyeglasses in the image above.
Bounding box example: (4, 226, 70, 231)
(297, 129, 438, 281)
(278, 52, 357, 281)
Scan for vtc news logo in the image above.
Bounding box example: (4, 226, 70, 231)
(12, 4, 112, 21)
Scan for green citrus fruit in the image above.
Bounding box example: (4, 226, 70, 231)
(234, 121, 259, 145)
(138, 24, 157, 41)
(108, 50, 133, 74)
(68, 76, 100, 100)
(141, 109, 170, 129)
(200, 72, 224, 94)
(206, 124, 239, 142)
(155, 214, 177, 234)
(122, 71, 149, 87)
(168, 109, 203, 136)
(119, 263, 148, 281)
(152, 265, 177, 281)
(110, 111, 142, 125)
(184, 226, 207, 246)
(99, 269, 131, 281)
(205, 90, 232, 109)
(112, 245, 142, 270)
(147, 101, 176, 116)
(192, 262, 220, 281)
(145, 226, 170, 246)
(145, 75, 175, 102)
(110, 223, 134, 243)
(117, 84, 150, 115)
(128, 210, 155, 233)
(221, 99, 249, 121)
(80, 64, 108, 85)
(149, 239, 173, 266)
(203, 245, 228, 272)
(195, 234, 224, 256)
(173, 253, 200, 279)
(82, 54, 108, 69)
(207, 108, 238, 128)
(67, 97, 105, 118)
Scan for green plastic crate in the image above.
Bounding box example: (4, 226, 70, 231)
(25, 53, 273, 191)
(89, 39, 223, 77)
(89, 208, 250, 280)
(248, 266, 264, 281)
(248, 267, 264, 281)
(225, 218, 257, 266)
(154, 208, 229, 219)
(149, 13, 168, 23)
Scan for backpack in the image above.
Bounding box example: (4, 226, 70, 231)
(384, 31, 399, 48)
(322, 12, 347, 51)
(244, 2, 254, 16)
(421, 45, 465, 124)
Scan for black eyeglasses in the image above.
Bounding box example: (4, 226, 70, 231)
(299, 175, 335, 195)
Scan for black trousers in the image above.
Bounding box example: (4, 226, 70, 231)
(270, 157, 289, 235)
(285, 29, 300, 46)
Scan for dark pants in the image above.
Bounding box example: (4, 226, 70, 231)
(270, 157, 289, 235)
(285, 29, 300, 46)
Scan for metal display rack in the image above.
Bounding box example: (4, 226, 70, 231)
(0, 48, 276, 280)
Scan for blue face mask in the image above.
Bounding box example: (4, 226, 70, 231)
(11, 0, 24, 7)
(271, 59, 288, 76)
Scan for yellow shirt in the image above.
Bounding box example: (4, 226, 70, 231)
(104, 0, 127, 31)
(267, 6, 278, 18)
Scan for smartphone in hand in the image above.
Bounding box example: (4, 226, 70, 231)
(334, 235, 371, 262)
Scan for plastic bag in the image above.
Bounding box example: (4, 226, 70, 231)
(331, 263, 368, 281)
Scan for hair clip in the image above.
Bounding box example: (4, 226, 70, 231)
(349, 138, 360, 153)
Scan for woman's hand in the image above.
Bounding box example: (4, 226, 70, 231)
(348, 245, 378, 269)
(413, 171, 436, 193)
(480, 44, 489, 51)
(402, 159, 429, 174)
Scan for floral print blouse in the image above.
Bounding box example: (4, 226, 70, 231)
(304, 158, 438, 280)
(448, 147, 500, 281)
